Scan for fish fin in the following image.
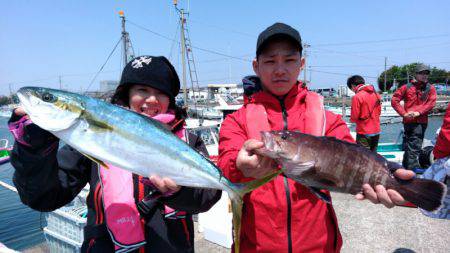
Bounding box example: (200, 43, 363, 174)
(81, 152, 110, 169)
(387, 161, 403, 174)
(230, 196, 243, 253)
(394, 178, 447, 212)
(283, 160, 315, 175)
(229, 170, 282, 253)
(309, 187, 331, 203)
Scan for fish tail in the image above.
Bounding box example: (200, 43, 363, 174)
(394, 178, 447, 212)
(228, 170, 281, 253)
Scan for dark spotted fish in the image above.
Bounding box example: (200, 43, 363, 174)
(257, 130, 446, 212)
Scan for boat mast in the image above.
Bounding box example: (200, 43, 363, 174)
(173, 0, 200, 114)
(119, 11, 134, 66)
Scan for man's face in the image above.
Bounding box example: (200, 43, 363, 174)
(415, 71, 429, 83)
(253, 40, 304, 97)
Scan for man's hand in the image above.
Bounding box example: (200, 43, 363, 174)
(148, 175, 181, 194)
(355, 169, 415, 208)
(236, 139, 278, 179)
(404, 111, 420, 118)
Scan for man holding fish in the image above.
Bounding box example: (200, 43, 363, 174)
(218, 23, 423, 252)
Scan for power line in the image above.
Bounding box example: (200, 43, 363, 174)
(127, 20, 251, 62)
(85, 37, 122, 93)
(314, 34, 450, 47)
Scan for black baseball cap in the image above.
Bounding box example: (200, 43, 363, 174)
(256, 22, 302, 56)
(111, 55, 180, 106)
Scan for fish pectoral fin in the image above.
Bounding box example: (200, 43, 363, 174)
(283, 160, 315, 175)
(81, 152, 110, 169)
(309, 187, 331, 204)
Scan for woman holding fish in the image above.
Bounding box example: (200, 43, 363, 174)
(218, 23, 421, 252)
(8, 56, 221, 252)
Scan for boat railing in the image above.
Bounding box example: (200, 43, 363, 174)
(0, 139, 9, 149)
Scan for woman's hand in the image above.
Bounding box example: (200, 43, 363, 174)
(148, 175, 181, 194)
(14, 107, 27, 117)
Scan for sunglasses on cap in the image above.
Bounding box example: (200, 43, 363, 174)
(416, 71, 430, 75)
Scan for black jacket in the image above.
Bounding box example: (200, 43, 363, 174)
(9, 113, 221, 253)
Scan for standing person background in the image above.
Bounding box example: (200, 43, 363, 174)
(8, 55, 221, 252)
(347, 75, 382, 152)
(218, 22, 414, 252)
(391, 64, 437, 170)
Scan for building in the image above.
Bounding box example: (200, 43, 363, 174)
(99, 80, 119, 93)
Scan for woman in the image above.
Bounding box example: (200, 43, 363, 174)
(9, 55, 221, 252)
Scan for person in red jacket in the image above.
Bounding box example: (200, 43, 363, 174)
(433, 103, 450, 159)
(347, 75, 382, 151)
(218, 22, 415, 252)
(391, 64, 437, 170)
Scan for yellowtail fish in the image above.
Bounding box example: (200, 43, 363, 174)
(17, 86, 278, 252)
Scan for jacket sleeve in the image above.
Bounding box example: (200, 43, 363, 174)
(417, 86, 437, 115)
(217, 111, 254, 183)
(325, 111, 355, 143)
(391, 86, 407, 116)
(9, 113, 90, 212)
(433, 104, 450, 159)
(162, 132, 221, 213)
(350, 95, 360, 123)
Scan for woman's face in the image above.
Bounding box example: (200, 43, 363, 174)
(128, 84, 170, 117)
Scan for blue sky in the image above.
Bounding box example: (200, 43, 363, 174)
(1, 0, 450, 95)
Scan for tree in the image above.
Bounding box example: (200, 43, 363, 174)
(0, 96, 11, 106)
(377, 63, 449, 92)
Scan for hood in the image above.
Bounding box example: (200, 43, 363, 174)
(356, 84, 376, 94)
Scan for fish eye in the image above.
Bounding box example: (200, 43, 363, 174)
(42, 93, 56, 102)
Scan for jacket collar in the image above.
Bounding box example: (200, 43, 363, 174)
(248, 81, 308, 112)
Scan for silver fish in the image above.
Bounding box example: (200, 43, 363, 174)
(258, 130, 446, 212)
(17, 86, 277, 252)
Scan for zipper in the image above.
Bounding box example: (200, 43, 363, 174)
(278, 98, 289, 131)
(278, 97, 292, 253)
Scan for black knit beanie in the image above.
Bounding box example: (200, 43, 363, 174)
(111, 55, 180, 106)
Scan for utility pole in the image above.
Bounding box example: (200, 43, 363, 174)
(59, 75, 62, 90)
(303, 43, 310, 85)
(176, 4, 188, 107)
(407, 69, 410, 85)
(384, 57, 387, 92)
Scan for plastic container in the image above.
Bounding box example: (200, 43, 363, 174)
(44, 227, 82, 253)
(45, 206, 87, 244)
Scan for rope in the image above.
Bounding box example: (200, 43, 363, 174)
(84, 37, 123, 94)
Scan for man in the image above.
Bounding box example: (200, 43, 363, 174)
(218, 22, 414, 252)
(347, 75, 382, 151)
(391, 64, 437, 170)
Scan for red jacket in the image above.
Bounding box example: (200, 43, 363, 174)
(433, 103, 450, 159)
(218, 84, 354, 252)
(350, 84, 381, 135)
(391, 81, 437, 124)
